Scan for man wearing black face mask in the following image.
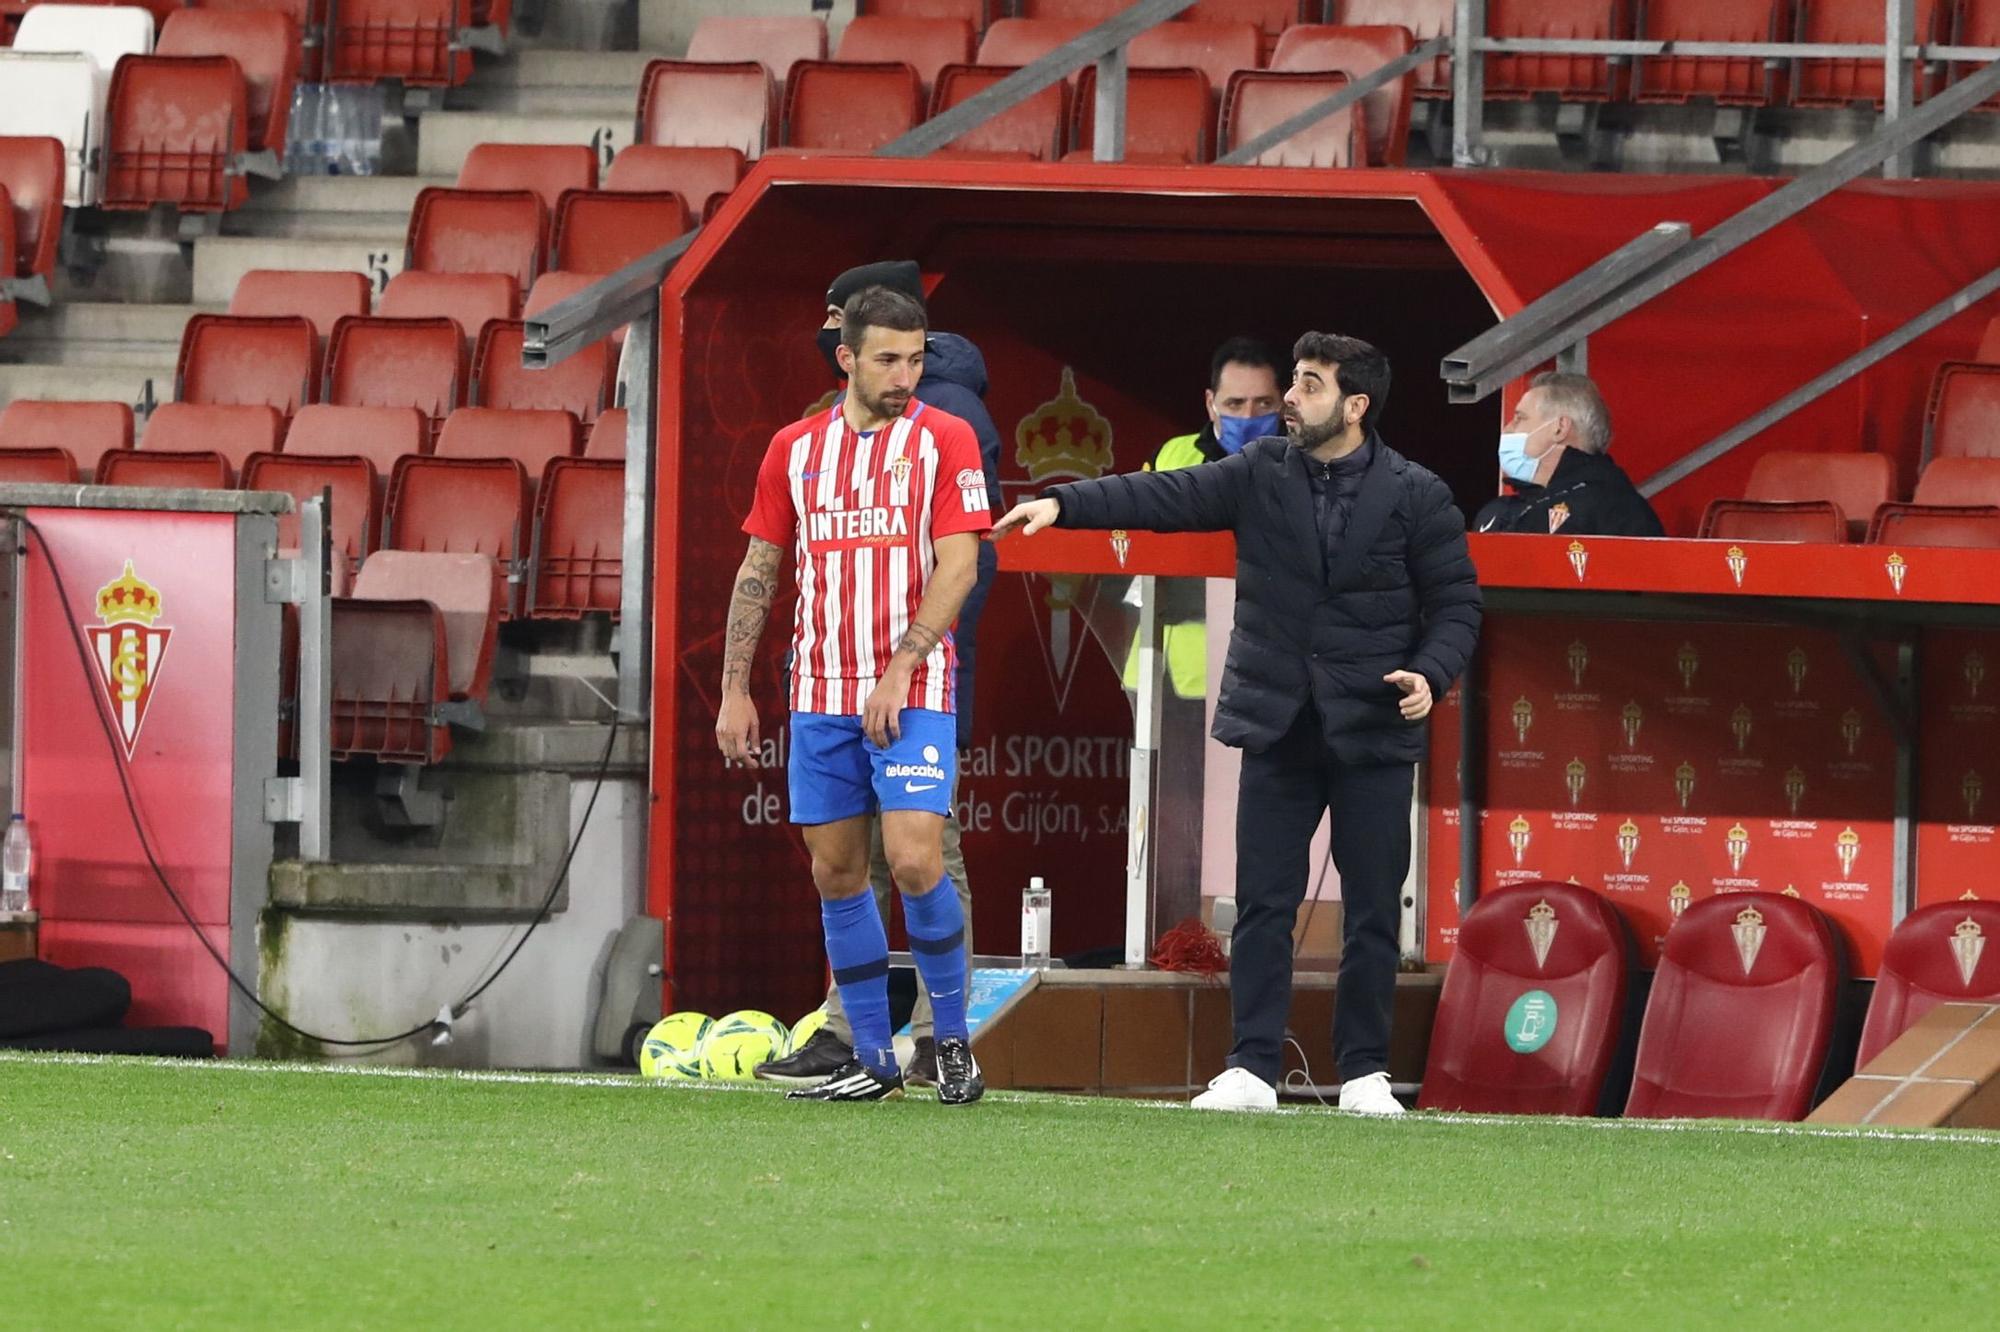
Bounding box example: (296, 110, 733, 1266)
(758, 261, 1002, 1088)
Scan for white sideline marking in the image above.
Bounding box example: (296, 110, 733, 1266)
(5, 1051, 2000, 1147)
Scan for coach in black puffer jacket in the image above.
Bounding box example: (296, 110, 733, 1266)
(1001, 333, 1480, 1113)
(1046, 430, 1482, 766)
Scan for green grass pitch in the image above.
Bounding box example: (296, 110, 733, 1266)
(4, 1053, 1998, 1330)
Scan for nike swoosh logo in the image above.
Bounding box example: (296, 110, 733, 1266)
(905, 783, 939, 793)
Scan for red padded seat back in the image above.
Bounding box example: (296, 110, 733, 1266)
(605, 144, 744, 216)
(637, 60, 774, 158)
(1339, 0, 1453, 96)
(325, 315, 466, 441)
(1635, 0, 1787, 107)
(177, 313, 317, 417)
(378, 270, 517, 349)
(1866, 505, 2000, 549)
(1858, 901, 2000, 1067)
(1625, 891, 1842, 1121)
(584, 408, 628, 460)
(327, 0, 470, 87)
(0, 134, 64, 279)
(930, 64, 1070, 159)
(1914, 456, 2000, 506)
(1418, 882, 1636, 1116)
(141, 401, 284, 475)
(1129, 19, 1260, 96)
(1794, 0, 1945, 107)
(783, 60, 925, 152)
(458, 142, 598, 221)
(0, 400, 133, 478)
(102, 54, 251, 212)
(686, 15, 827, 83)
(1743, 450, 1893, 538)
(405, 187, 545, 295)
(1073, 65, 1214, 163)
(156, 9, 298, 152)
(1928, 363, 2000, 461)
(836, 16, 973, 94)
(1697, 499, 1847, 543)
(1482, 0, 1628, 101)
(1221, 69, 1368, 167)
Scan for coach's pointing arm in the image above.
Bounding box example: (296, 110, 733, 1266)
(990, 451, 1251, 539)
(862, 532, 979, 749)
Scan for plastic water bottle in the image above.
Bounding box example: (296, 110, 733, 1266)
(1021, 876, 1052, 968)
(2, 815, 32, 917)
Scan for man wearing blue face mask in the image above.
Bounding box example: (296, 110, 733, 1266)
(1473, 371, 1664, 537)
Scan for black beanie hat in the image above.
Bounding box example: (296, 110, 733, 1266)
(826, 259, 924, 310)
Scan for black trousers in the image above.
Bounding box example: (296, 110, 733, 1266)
(1226, 708, 1414, 1085)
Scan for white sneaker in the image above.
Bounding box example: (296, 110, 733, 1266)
(1190, 1066, 1278, 1112)
(1337, 1071, 1406, 1116)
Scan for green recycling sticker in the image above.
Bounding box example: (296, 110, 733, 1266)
(1504, 989, 1558, 1054)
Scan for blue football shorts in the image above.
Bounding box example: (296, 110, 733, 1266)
(788, 708, 957, 825)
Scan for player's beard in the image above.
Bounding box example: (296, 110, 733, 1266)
(857, 384, 910, 422)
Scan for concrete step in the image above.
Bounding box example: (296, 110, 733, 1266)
(480, 49, 655, 91)
(2, 302, 200, 368)
(0, 362, 172, 413)
(191, 236, 401, 308)
(237, 175, 439, 221)
(416, 110, 625, 179)
(458, 87, 638, 119)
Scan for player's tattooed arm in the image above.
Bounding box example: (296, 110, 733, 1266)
(883, 533, 979, 680)
(720, 537, 783, 696)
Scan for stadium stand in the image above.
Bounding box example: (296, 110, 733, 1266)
(1925, 362, 2000, 460)
(154, 9, 298, 156)
(1855, 901, 2000, 1067)
(1128, 19, 1262, 95)
(1417, 882, 1636, 1116)
(331, 550, 500, 763)
(228, 270, 372, 372)
(551, 188, 690, 274)
(1069, 65, 1215, 162)
(636, 60, 774, 158)
(472, 318, 610, 423)
(384, 451, 530, 616)
(1270, 23, 1417, 165)
(101, 55, 252, 212)
(242, 448, 379, 586)
(99, 401, 283, 487)
(1698, 450, 1896, 541)
(1220, 69, 1368, 166)
(685, 14, 828, 84)
(405, 186, 545, 294)
(530, 454, 624, 618)
(1793, 0, 1947, 108)
(930, 63, 1071, 158)
(458, 142, 599, 221)
(835, 15, 975, 95)
(324, 314, 466, 443)
(0, 399, 132, 479)
(434, 405, 579, 483)
(1481, 0, 1628, 102)
(604, 144, 746, 220)
(1634, 0, 1790, 107)
(781, 60, 927, 153)
(325, 0, 470, 88)
(176, 313, 317, 417)
(1625, 892, 1843, 1120)
(1186, 1, 1301, 58)
(378, 270, 518, 348)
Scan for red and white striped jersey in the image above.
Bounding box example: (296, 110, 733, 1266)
(744, 399, 991, 716)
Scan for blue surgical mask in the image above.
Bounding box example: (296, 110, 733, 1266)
(1497, 421, 1555, 484)
(1217, 411, 1280, 455)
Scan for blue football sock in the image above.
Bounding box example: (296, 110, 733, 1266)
(903, 874, 969, 1042)
(821, 891, 897, 1077)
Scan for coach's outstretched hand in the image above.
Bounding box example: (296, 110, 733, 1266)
(987, 497, 1059, 541)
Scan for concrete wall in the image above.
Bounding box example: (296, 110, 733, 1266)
(259, 776, 648, 1069)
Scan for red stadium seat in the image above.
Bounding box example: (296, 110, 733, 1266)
(325, 315, 466, 443)
(1794, 0, 1945, 108)
(976, 18, 1087, 72)
(434, 406, 578, 480)
(0, 135, 64, 290)
(1070, 65, 1214, 163)
(1270, 24, 1416, 165)
(0, 185, 16, 338)
(385, 454, 530, 616)
(458, 142, 598, 221)
(1340, 0, 1452, 98)
(837, 16, 974, 94)
(531, 457, 623, 618)
(1014, 0, 1122, 17)
(858, 0, 988, 26)
(637, 60, 774, 159)
(1481, 0, 1628, 102)
(782, 60, 925, 153)
(98, 450, 230, 489)
(522, 271, 605, 321)
(1856, 901, 2000, 1068)
(1914, 455, 2000, 506)
(472, 318, 609, 424)
(1926, 362, 2000, 460)
(282, 403, 428, 474)
(101, 55, 251, 212)
(0, 400, 133, 479)
(686, 15, 827, 84)
(134, 400, 284, 481)
(1954, 0, 2000, 112)
(156, 9, 298, 154)
(1625, 891, 1843, 1121)
(605, 144, 745, 219)
(930, 64, 1071, 159)
(551, 189, 689, 275)
(1697, 498, 1847, 543)
(356, 550, 499, 701)
(378, 270, 517, 349)
(1864, 504, 2000, 548)
(196, 0, 324, 79)
(242, 450, 378, 580)
(405, 187, 544, 295)
(1417, 882, 1636, 1116)
(176, 313, 317, 417)
(585, 407, 627, 460)
(1978, 315, 2000, 361)
(326, 0, 470, 88)
(1634, 0, 1788, 107)
(1220, 70, 1368, 167)
(1130, 19, 1261, 96)
(1184, 2, 1299, 58)
(1742, 450, 1895, 539)
(0, 449, 75, 483)
(229, 270, 372, 369)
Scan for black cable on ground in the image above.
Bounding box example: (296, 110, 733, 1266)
(10, 510, 622, 1051)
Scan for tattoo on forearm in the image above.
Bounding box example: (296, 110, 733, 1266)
(896, 622, 942, 659)
(721, 539, 782, 690)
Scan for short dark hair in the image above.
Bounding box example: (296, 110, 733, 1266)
(1293, 332, 1390, 434)
(1208, 336, 1284, 392)
(840, 286, 927, 354)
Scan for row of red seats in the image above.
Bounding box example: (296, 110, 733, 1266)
(0, 135, 60, 338)
(1424, 882, 2000, 1120)
(643, 21, 1416, 166)
(1699, 330, 2000, 546)
(0, 0, 512, 86)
